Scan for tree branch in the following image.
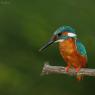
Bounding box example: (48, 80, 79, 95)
(41, 62, 95, 77)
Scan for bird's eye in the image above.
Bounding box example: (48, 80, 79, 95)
(58, 33, 62, 36)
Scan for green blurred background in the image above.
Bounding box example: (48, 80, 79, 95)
(0, 0, 95, 95)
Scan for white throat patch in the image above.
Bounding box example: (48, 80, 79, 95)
(55, 39, 64, 43)
(68, 33, 76, 37)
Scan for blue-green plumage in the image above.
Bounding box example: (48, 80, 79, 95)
(54, 25, 75, 35)
(76, 39, 87, 58)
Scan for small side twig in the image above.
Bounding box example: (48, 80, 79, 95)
(41, 62, 95, 77)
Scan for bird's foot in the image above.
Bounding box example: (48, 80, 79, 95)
(75, 67, 81, 73)
(65, 63, 71, 72)
(65, 66, 70, 72)
(75, 67, 83, 81)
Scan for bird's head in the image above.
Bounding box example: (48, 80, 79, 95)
(39, 25, 77, 52)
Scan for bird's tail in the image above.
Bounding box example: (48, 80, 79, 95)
(76, 73, 84, 81)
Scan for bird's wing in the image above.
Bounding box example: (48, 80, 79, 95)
(75, 39, 87, 58)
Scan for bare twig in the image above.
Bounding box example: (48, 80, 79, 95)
(41, 62, 95, 77)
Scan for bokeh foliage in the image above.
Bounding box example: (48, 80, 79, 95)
(0, 0, 95, 95)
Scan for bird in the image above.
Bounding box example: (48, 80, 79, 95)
(39, 25, 87, 80)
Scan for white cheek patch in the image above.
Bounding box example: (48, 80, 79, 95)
(55, 39, 64, 43)
(68, 33, 76, 37)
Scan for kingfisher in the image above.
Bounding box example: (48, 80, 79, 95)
(39, 25, 87, 80)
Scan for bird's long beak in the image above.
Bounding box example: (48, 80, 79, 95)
(39, 35, 56, 52)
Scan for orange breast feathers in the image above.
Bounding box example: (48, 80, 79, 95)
(59, 38, 87, 68)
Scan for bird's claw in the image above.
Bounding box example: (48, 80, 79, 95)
(65, 66, 70, 72)
(75, 67, 81, 73)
